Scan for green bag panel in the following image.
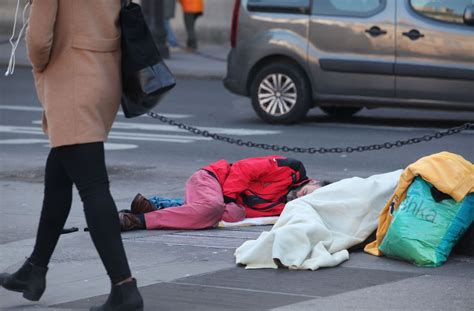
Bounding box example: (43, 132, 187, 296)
(379, 177, 473, 267)
(438, 194, 474, 260)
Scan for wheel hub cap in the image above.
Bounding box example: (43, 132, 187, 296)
(258, 73, 297, 117)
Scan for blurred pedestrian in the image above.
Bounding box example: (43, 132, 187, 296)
(179, 0, 204, 51)
(164, 0, 179, 49)
(0, 1, 144, 310)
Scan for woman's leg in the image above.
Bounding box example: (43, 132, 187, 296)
(144, 170, 225, 229)
(183, 13, 197, 49)
(164, 18, 179, 47)
(57, 142, 131, 284)
(29, 148, 73, 268)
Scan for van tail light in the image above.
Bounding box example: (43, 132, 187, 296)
(230, 0, 241, 48)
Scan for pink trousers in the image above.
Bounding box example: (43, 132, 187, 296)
(144, 170, 246, 229)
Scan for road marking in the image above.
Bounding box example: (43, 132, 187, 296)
(0, 138, 137, 150)
(2, 105, 280, 135)
(0, 119, 279, 147)
(316, 122, 474, 134)
(104, 143, 138, 150)
(0, 138, 48, 144)
(0, 125, 44, 135)
(0, 105, 43, 112)
(0, 125, 211, 143)
(168, 281, 322, 299)
(116, 112, 192, 118)
(108, 131, 210, 142)
(30, 120, 281, 136)
(0, 105, 192, 119)
(2, 105, 471, 134)
(111, 122, 281, 135)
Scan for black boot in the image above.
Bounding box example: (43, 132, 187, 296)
(90, 279, 144, 311)
(0, 260, 48, 301)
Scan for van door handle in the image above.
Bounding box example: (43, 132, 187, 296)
(365, 26, 387, 37)
(402, 29, 425, 40)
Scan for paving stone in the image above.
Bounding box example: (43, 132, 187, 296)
(58, 266, 422, 310)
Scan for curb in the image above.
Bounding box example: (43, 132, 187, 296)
(172, 72, 224, 80)
(0, 62, 225, 80)
(0, 41, 227, 80)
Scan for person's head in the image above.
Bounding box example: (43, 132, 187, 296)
(286, 179, 331, 201)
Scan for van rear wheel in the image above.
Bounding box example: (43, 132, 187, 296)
(251, 62, 311, 124)
(320, 106, 362, 117)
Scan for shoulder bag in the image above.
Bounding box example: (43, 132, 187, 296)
(120, 0, 176, 118)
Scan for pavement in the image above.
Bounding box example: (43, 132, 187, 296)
(0, 37, 228, 79)
(1, 39, 474, 310)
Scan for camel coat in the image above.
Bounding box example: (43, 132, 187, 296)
(26, 0, 122, 147)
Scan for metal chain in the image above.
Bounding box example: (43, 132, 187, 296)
(147, 111, 473, 154)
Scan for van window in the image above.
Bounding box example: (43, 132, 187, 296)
(312, 0, 385, 17)
(410, 0, 473, 25)
(248, 0, 311, 14)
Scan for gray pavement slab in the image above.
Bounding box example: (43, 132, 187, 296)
(341, 251, 474, 279)
(127, 228, 266, 249)
(173, 266, 421, 298)
(1, 178, 473, 310)
(272, 275, 474, 311)
(0, 231, 238, 309)
(56, 276, 308, 311)
(56, 266, 422, 310)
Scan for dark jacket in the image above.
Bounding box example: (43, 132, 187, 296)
(164, 0, 176, 19)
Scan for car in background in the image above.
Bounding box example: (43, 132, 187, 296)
(224, 0, 474, 124)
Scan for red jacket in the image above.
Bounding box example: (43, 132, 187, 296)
(203, 156, 309, 217)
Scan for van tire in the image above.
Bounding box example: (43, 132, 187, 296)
(250, 62, 311, 124)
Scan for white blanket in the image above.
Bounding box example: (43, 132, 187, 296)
(235, 170, 402, 270)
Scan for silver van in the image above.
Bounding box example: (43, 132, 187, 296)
(224, 0, 474, 123)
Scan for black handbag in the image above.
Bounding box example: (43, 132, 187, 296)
(120, 0, 176, 118)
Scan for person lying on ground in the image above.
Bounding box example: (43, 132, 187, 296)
(119, 155, 329, 231)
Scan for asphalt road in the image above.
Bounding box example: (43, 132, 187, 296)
(1, 67, 473, 184)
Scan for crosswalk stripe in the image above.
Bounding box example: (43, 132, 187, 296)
(2, 105, 281, 135)
(0, 105, 43, 112)
(31, 120, 281, 136)
(0, 138, 138, 150)
(0, 105, 192, 119)
(0, 125, 211, 143)
(111, 122, 280, 136)
(0, 138, 49, 144)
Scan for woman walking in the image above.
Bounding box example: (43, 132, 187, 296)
(0, 0, 144, 310)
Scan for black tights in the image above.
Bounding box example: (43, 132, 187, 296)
(29, 142, 131, 284)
